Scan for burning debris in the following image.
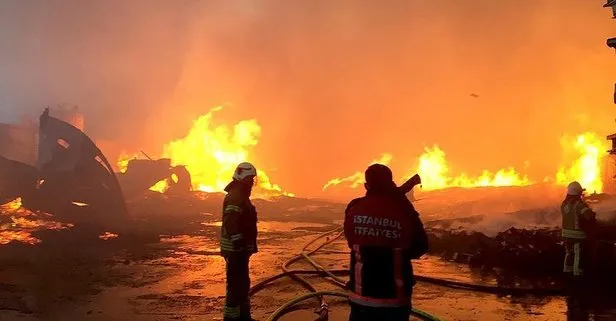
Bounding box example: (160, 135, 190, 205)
(118, 106, 293, 198)
(323, 146, 533, 192)
(116, 157, 192, 198)
(0, 106, 612, 292)
(323, 132, 608, 195)
(98, 232, 119, 240)
(0, 107, 200, 230)
(0, 198, 73, 245)
(556, 132, 608, 194)
(0, 108, 129, 240)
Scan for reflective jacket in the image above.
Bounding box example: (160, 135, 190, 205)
(220, 181, 258, 256)
(561, 196, 596, 240)
(343, 187, 428, 308)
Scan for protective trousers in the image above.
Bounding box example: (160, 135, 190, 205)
(566, 281, 590, 321)
(563, 240, 587, 277)
(349, 302, 411, 321)
(223, 253, 251, 321)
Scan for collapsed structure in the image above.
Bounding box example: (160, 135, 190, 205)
(0, 107, 192, 224)
(116, 158, 192, 197)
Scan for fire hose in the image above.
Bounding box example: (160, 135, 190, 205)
(249, 226, 567, 321)
(250, 227, 442, 321)
(248, 176, 563, 320)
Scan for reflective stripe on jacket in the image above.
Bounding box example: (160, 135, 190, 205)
(220, 182, 258, 256)
(347, 244, 410, 308)
(561, 198, 594, 240)
(344, 188, 426, 308)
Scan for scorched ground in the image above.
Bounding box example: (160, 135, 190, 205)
(1, 185, 616, 321)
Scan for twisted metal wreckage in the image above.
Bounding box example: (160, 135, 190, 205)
(0, 108, 615, 294)
(0, 108, 191, 223)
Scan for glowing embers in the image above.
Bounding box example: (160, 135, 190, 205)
(0, 198, 73, 245)
(99, 232, 119, 240)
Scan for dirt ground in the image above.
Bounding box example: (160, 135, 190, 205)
(1, 191, 615, 321)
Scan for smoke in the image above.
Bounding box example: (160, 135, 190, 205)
(0, 0, 195, 145)
(416, 184, 564, 236)
(593, 198, 616, 222)
(0, 1, 615, 197)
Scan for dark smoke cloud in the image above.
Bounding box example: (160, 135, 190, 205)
(0, 0, 615, 197)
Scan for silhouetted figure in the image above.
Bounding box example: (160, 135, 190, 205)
(220, 162, 258, 321)
(561, 181, 596, 279)
(344, 164, 428, 321)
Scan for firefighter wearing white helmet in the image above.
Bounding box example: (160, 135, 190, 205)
(561, 181, 596, 278)
(220, 162, 258, 321)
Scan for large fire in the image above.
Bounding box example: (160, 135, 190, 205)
(117, 110, 607, 196)
(322, 154, 393, 190)
(414, 145, 531, 190)
(118, 106, 292, 197)
(323, 132, 609, 193)
(323, 147, 530, 191)
(555, 132, 608, 194)
(117, 152, 170, 193)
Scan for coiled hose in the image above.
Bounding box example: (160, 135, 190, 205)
(265, 291, 442, 321)
(252, 227, 442, 320)
(250, 226, 564, 321)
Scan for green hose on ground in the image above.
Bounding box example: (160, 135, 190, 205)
(252, 224, 568, 320)
(266, 291, 442, 321)
(258, 223, 569, 320)
(261, 227, 443, 320)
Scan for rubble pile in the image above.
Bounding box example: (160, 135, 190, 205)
(0, 108, 613, 287)
(426, 224, 616, 280)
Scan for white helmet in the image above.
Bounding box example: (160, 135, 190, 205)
(567, 181, 585, 196)
(233, 162, 257, 181)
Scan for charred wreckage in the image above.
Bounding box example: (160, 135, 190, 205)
(0, 108, 615, 286)
(0, 108, 191, 224)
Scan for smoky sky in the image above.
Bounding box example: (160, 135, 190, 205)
(0, 0, 615, 198)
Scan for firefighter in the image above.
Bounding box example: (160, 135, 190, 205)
(220, 162, 258, 321)
(343, 164, 428, 321)
(561, 181, 597, 279)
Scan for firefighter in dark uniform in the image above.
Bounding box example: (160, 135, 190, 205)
(343, 164, 428, 321)
(561, 181, 597, 279)
(221, 162, 258, 321)
(562, 181, 597, 321)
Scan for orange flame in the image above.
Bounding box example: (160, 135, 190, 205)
(161, 106, 292, 197)
(556, 132, 608, 194)
(99, 232, 119, 240)
(323, 132, 611, 193)
(1, 201, 73, 245)
(322, 154, 392, 190)
(416, 145, 531, 190)
(117, 152, 138, 173)
(323, 146, 531, 191)
(149, 180, 170, 193)
(6, 198, 22, 210)
(119, 106, 291, 197)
